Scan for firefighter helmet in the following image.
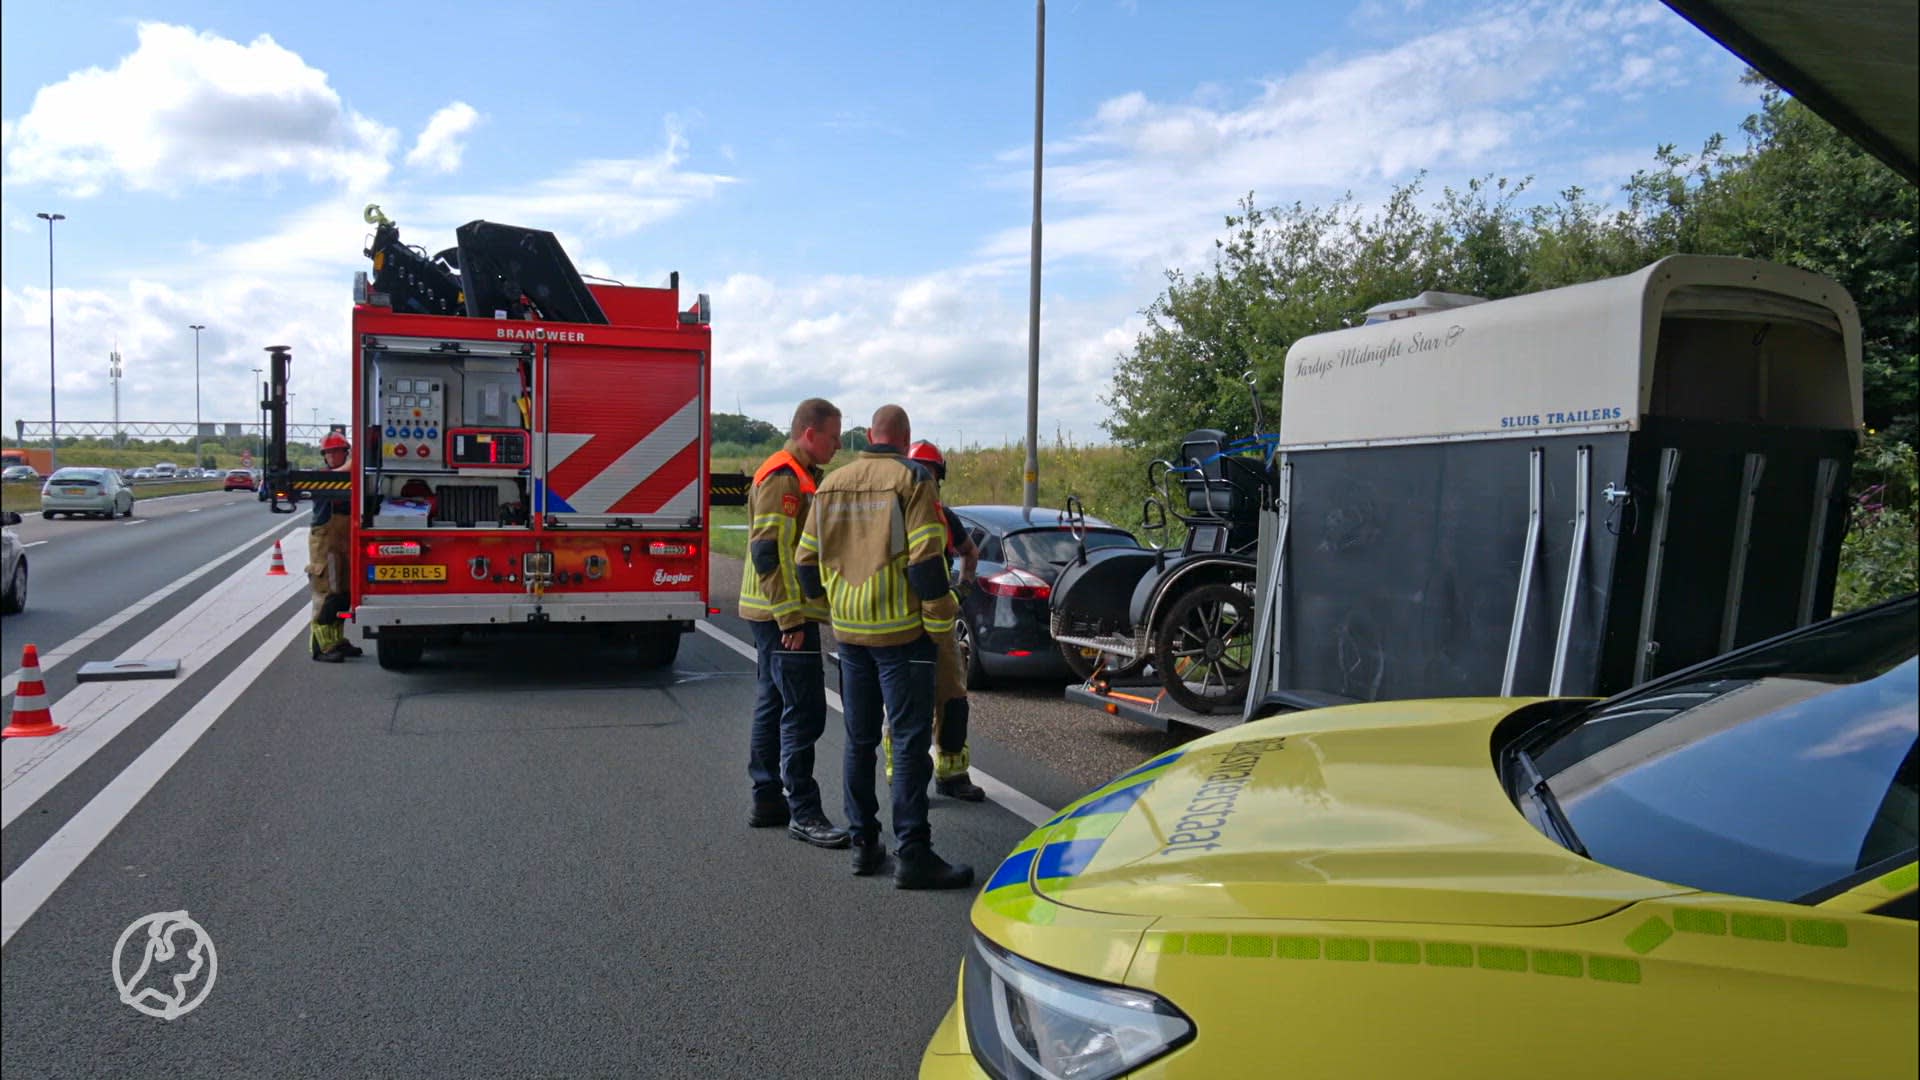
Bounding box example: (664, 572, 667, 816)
(907, 440, 947, 481)
(321, 430, 350, 453)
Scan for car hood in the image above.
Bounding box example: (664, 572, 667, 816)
(1017, 700, 1689, 927)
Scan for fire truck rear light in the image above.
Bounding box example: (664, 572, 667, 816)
(979, 567, 1051, 600)
(708, 607, 721, 615)
(648, 541, 698, 557)
(366, 541, 422, 558)
(1007, 649, 1033, 657)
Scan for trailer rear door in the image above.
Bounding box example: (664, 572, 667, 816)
(535, 344, 705, 527)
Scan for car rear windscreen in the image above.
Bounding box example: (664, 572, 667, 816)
(1004, 529, 1136, 567)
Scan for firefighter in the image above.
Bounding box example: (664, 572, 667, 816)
(740, 398, 850, 850)
(795, 404, 973, 890)
(902, 440, 986, 802)
(309, 429, 362, 662)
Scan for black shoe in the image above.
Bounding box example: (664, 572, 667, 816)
(748, 802, 791, 829)
(850, 837, 888, 876)
(893, 848, 975, 891)
(336, 640, 365, 658)
(312, 648, 346, 664)
(789, 816, 851, 849)
(935, 773, 987, 802)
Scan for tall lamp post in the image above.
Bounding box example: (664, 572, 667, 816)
(36, 212, 65, 473)
(1022, 1, 1045, 511)
(189, 324, 207, 469)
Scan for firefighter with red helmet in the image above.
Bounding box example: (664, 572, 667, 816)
(903, 439, 986, 802)
(308, 428, 362, 662)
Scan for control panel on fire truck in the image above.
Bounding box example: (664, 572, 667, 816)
(381, 375, 446, 463)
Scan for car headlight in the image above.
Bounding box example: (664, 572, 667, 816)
(962, 932, 1192, 1080)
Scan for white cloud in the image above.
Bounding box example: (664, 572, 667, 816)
(413, 118, 736, 240)
(709, 270, 1133, 449)
(405, 102, 482, 174)
(3, 22, 396, 197)
(978, 0, 1718, 275)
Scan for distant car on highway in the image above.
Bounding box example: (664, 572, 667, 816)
(153, 463, 177, 479)
(131, 467, 157, 480)
(224, 468, 257, 492)
(41, 467, 135, 520)
(2, 465, 40, 483)
(1, 511, 24, 614)
(947, 504, 1141, 686)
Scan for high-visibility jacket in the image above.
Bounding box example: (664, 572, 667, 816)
(738, 442, 830, 629)
(795, 446, 957, 646)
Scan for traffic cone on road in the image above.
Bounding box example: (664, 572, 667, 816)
(267, 540, 289, 576)
(2, 644, 64, 738)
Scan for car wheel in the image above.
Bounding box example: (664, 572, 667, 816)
(376, 632, 425, 670)
(1057, 639, 1147, 684)
(41, 511, 54, 520)
(1151, 582, 1256, 714)
(954, 617, 992, 690)
(1, 560, 24, 614)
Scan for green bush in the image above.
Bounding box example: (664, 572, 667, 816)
(1835, 437, 1918, 612)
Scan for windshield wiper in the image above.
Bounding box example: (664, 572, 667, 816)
(1513, 748, 1589, 858)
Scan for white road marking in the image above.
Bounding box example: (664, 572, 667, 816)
(1, 518, 297, 697)
(24, 541, 46, 549)
(1, 606, 310, 948)
(693, 620, 1056, 826)
(1, 530, 310, 828)
(122, 520, 147, 526)
(187, 508, 202, 513)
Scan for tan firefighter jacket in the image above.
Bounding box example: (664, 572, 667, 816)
(795, 446, 957, 646)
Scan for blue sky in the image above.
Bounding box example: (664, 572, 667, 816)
(2, 0, 1758, 450)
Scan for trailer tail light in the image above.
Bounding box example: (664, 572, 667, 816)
(649, 541, 699, 558)
(366, 541, 422, 558)
(979, 568, 1051, 600)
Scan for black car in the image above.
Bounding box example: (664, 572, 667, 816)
(947, 504, 1139, 686)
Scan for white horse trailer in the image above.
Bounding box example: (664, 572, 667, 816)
(1244, 255, 1863, 721)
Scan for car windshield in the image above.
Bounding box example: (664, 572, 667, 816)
(1002, 528, 1136, 567)
(1522, 599, 1918, 903)
(49, 469, 106, 483)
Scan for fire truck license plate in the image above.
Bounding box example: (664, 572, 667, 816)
(372, 565, 447, 582)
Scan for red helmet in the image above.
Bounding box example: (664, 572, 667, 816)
(907, 440, 946, 481)
(321, 430, 350, 453)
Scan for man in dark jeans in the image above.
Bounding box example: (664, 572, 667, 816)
(740, 399, 848, 849)
(796, 404, 973, 890)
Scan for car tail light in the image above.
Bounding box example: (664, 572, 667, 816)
(979, 567, 1051, 600)
(649, 541, 699, 558)
(366, 541, 422, 558)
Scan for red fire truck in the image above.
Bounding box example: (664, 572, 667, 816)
(263, 207, 745, 670)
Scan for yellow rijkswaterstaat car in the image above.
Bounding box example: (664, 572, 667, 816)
(922, 594, 1918, 1079)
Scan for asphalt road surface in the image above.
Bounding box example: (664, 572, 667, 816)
(2, 512, 1197, 1078)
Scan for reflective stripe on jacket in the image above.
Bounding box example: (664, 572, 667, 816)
(738, 443, 829, 628)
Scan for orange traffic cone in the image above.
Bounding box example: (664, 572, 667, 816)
(267, 540, 289, 576)
(3, 644, 64, 738)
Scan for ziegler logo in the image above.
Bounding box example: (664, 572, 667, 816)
(653, 569, 695, 585)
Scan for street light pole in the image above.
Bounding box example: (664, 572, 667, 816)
(1023, 1, 1045, 512)
(36, 212, 65, 473)
(189, 324, 206, 469)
